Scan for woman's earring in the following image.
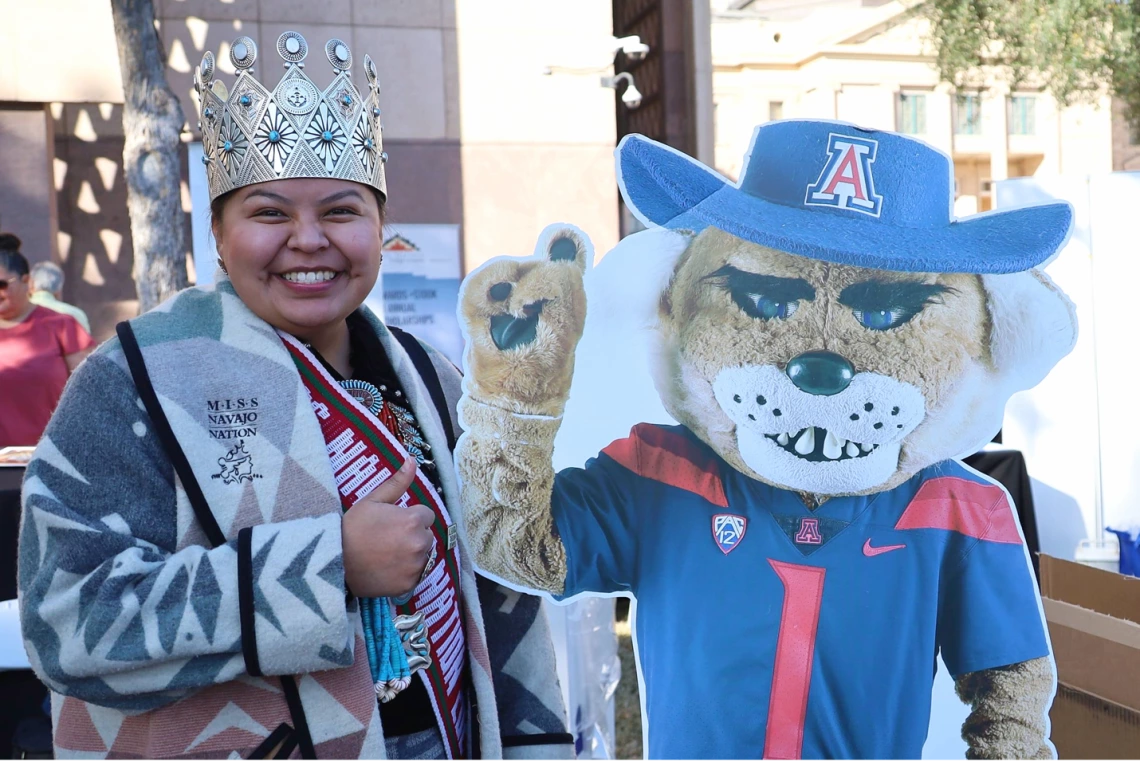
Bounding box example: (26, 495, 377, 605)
(216, 257, 228, 274)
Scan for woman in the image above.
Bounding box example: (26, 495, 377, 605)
(0, 236, 94, 448)
(19, 33, 571, 760)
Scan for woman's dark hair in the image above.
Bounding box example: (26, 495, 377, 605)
(0, 234, 28, 276)
(210, 187, 387, 229)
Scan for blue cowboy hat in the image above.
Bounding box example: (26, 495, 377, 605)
(616, 119, 1073, 273)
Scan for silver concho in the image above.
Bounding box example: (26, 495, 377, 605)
(326, 38, 352, 71)
(277, 31, 308, 64)
(230, 36, 257, 70)
(199, 51, 215, 84)
(277, 77, 319, 116)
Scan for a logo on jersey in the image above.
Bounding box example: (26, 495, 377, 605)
(805, 134, 883, 217)
(712, 514, 748, 555)
(794, 517, 823, 545)
(775, 515, 850, 555)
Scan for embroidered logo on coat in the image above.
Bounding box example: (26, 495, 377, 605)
(206, 397, 260, 440)
(213, 440, 261, 484)
(712, 513, 748, 554)
(805, 134, 883, 217)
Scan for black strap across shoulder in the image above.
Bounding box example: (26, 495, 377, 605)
(116, 321, 226, 547)
(114, 320, 317, 760)
(387, 325, 458, 453)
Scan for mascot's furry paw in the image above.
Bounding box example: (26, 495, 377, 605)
(956, 657, 1056, 759)
(458, 224, 592, 416)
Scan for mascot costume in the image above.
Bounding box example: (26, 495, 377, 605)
(454, 120, 1077, 759)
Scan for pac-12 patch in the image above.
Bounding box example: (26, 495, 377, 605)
(712, 513, 748, 555)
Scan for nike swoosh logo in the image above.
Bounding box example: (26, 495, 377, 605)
(863, 539, 906, 557)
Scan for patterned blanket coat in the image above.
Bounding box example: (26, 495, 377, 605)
(18, 278, 572, 759)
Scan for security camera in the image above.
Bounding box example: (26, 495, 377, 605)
(612, 35, 651, 62)
(623, 41, 650, 61)
(622, 83, 643, 109)
(601, 72, 643, 109)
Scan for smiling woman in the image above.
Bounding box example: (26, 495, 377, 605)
(17, 30, 572, 762)
(211, 179, 386, 376)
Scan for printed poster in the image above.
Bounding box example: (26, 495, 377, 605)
(363, 224, 464, 367)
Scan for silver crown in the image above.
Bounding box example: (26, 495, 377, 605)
(193, 32, 387, 202)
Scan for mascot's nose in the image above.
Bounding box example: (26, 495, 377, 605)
(785, 351, 856, 396)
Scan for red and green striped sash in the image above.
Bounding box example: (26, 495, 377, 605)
(280, 332, 468, 758)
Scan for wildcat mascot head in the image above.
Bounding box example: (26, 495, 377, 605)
(609, 119, 1076, 497)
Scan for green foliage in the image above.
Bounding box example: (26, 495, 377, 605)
(914, 0, 1140, 126)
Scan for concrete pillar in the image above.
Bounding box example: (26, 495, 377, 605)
(0, 105, 57, 265)
(986, 86, 1009, 182)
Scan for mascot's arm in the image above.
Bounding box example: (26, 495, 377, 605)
(956, 656, 1055, 759)
(455, 226, 590, 596)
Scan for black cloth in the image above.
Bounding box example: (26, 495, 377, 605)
(307, 312, 437, 737)
(0, 466, 23, 602)
(962, 449, 1041, 579)
(0, 467, 52, 758)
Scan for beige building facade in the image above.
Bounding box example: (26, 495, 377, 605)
(0, 0, 622, 340)
(710, 0, 1128, 217)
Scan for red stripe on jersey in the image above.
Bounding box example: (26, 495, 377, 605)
(602, 424, 729, 508)
(894, 476, 1022, 544)
(764, 561, 826, 760)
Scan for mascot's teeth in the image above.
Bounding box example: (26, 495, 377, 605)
(845, 441, 860, 458)
(794, 427, 815, 455)
(822, 431, 843, 460)
(777, 432, 790, 446)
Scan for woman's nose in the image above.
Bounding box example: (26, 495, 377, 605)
(290, 220, 329, 252)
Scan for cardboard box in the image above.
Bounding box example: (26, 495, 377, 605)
(1040, 554, 1140, 758)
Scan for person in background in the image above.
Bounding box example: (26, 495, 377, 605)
(0, 235, 94, 448)
(29, 260, 90, 333)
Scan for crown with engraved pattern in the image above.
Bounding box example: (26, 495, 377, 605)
(193, 31, 386, 202)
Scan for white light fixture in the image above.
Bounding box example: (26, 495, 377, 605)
(601, 72, 643, 109)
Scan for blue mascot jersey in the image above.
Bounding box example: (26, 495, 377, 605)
(551, 424, 1050, 760)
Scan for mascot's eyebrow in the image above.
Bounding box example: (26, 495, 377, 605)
(839, 280, 954, 313)
(703, 265, 817, 302)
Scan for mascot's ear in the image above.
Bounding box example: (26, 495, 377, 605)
(533, 223, 593, 274)
(981, 268, 1078, 391)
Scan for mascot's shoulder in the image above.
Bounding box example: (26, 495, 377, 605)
(892, 459, 1023, 545)
(600, 423, 730, 509)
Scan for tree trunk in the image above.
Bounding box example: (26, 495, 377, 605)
(109, 0, 189, 313)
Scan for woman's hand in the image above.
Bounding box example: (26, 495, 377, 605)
(342, 459, 436, 599)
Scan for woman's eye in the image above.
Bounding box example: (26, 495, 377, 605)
(255, 208, 284, 218)
(853, 308, 909, 330)
(740, 293, 797, 320)
(327, 207, 357, 216)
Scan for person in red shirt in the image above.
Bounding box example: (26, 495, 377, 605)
(0, 236, 95, 447)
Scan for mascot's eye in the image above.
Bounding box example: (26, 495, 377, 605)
(742, 293, 798, 321)
(853, 308, 910, 331)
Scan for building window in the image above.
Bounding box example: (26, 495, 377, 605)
(898, 93, 926, 135)
(955, 95, 982, 134)
(769, 101, 784, 121)
(1010, 95, 1036, 135)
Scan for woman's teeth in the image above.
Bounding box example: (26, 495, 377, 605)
(282, 270, 337, 284)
